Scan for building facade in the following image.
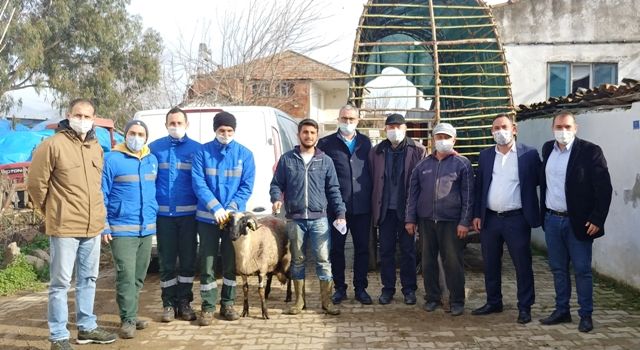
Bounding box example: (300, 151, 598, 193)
(492, 0, 640, 106)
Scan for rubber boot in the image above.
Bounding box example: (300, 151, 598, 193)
(284, 279, 305, 315)
(320, 280, 340, 316)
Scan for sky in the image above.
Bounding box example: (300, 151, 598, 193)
(7, 0, 506, 118)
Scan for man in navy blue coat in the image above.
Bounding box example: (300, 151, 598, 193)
(471, 114, 541, 324)
(317, 104, 374, 305)
(538, 112, 612, 333)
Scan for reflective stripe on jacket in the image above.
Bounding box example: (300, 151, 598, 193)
(191, 139, 256, 224)
(102, 143, 158, 237)
(149, 135, 200, 217)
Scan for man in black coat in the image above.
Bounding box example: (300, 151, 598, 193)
(318, 104, 374, 305)
(539, 112, 613, 333)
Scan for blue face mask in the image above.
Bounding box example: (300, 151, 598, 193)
(126, 136, 146, 152)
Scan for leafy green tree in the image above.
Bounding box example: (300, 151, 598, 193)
(0, 0, 162, 126)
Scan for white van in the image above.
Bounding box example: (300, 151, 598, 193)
(134, 105, 300, 217)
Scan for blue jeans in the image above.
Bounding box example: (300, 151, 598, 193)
(544, 212, 594, 317)
(379, 210, 417, 295)
(287, 218, 332, 281)
(48, 236, 101, 341)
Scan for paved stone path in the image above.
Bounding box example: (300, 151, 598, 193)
(1, 244, 639, 349)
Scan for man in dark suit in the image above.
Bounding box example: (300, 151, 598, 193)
(539, 112, 612, 333)
(318, 104, 373, 305)
(471, 114, 541, 324)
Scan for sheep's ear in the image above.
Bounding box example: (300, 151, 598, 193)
(247, 218, 258, 231)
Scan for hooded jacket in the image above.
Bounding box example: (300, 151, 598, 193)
(270, 146, 346, 220)
(27, 120, 106, 237)
(102, 143, 158, 237)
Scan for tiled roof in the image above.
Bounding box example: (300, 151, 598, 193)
(517, 78, 640, 120)
(198, 50, 348, 82)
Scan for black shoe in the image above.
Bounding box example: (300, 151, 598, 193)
(354, 289, 373, 305)
(403, 291, 417, 305)
(331, 289, 347, 305)
(450, 304, 464, 316)
(177, 301, 197, 321)
(378, 292, 394, 305)
(517, 310, 532, 324)
(578, 316, 593, 332)
(539, 310, 572, 325)
(471, 303, 504, 315)
(423, 301, 440, 312)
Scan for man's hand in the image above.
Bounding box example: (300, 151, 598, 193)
(457, 225, 469, 239)
(102, 234, 112, 244)
(214, 208, 229, 224)
(333, 218, 347, 235)
(472, 218, 482, 232)
(405, 223, 417, 235)
(272, 201, 282, 215)
(585, 221, 600, 236)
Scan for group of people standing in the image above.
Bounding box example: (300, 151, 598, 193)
(275, 104, 612, 337)
(26, 99, 612, 350)
(28, 100, 257, 349)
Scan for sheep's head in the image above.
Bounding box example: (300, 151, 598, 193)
(227, 212, 259, 241)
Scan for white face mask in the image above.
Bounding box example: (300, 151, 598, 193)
(554, 130, 575, 145)
(69, 118, 94, 135)
(216, 134, 233, 145)
(168, 126, 186, 139)
(126, 136, 146, 152)
(493, 129, 513, 146)
(435, 139, 454, 153)
(386, 129, 405, 144)
(339, 123, 357, 135)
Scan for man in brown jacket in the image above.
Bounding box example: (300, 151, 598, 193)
(369, 114, 426, 305)
(27, 99, 116, 350)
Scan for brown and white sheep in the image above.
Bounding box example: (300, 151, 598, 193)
(226, 212, 291, 319)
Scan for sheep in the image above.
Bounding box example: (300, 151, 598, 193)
(225, 211, 291, 319)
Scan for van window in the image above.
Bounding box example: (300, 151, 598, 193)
(276, 113, 299, 153)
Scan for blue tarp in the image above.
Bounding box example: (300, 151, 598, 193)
(0, 126, 123, 165)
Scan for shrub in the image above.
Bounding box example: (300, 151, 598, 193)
(0, 255, 44, 296)
(21, 234, 49, 256)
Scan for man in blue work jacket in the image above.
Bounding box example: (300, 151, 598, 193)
(102, 120, 158, 339)
(149, 107, 201, 323)
(191, 112, 256, 325)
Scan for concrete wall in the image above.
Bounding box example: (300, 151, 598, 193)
(493, 0, 640, 105)
(517, 102, 640, 288)
(494, 0, 640, 43)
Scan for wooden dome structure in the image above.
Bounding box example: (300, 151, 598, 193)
(349, 0, 514, 163)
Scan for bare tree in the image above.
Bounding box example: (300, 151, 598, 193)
(164, 0, 335, 108)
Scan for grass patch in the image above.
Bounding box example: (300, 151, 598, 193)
(21, 234, 49, 256)
(593, 271, 640, 312)
(0, 255, 45, 296)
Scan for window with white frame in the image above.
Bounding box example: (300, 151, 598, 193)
(548, 62, 618, 98)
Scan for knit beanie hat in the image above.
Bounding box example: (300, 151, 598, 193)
(213, 112, 237, 131)
(124, 120, 149, 141)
